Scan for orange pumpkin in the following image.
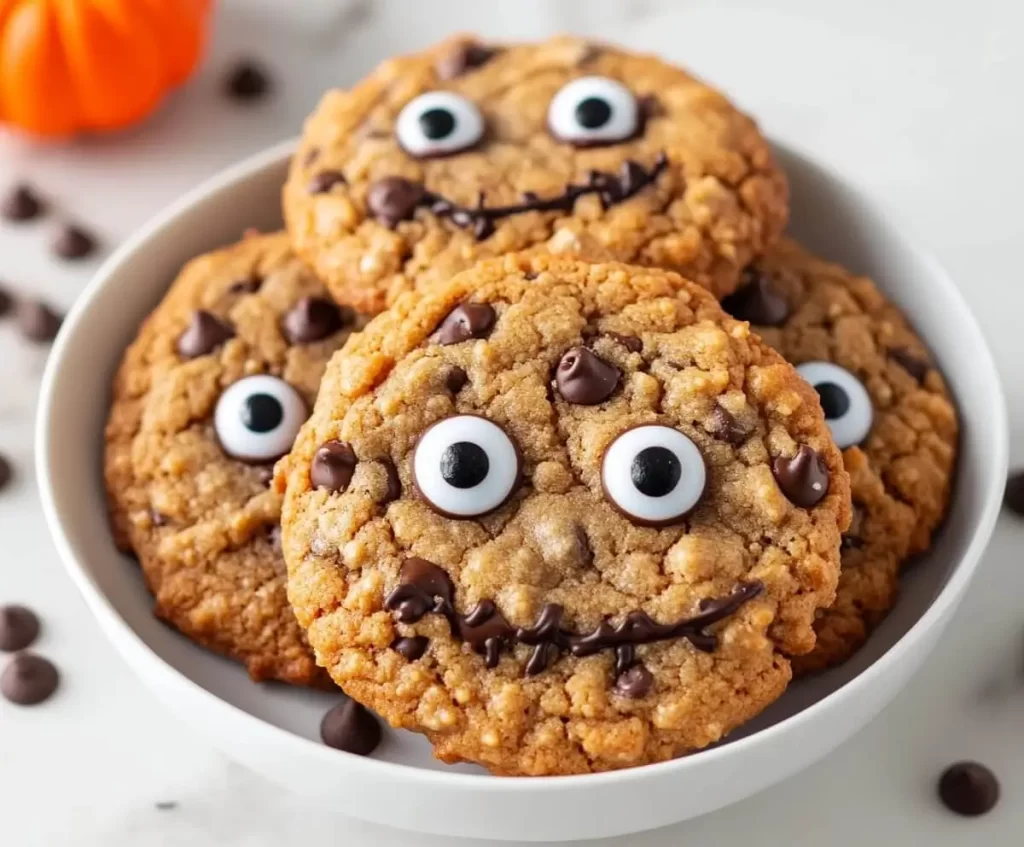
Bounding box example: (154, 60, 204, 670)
(0, 0, 213, 138)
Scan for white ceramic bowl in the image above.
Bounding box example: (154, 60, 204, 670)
(37, 140, 1007, 842)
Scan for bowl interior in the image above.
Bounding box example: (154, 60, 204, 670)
(39, 142, 1001, 776)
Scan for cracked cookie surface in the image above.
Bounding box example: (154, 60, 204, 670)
(731, 239, 958, 673)
(104, 231, 366, 687)
(284, 35, 788, 314)
(279, 253, 850, 774)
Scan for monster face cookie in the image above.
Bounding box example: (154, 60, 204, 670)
(279, 254, 850, 775)
(284, 35, 788, 314)
(105, 232, 365, 687)
(726, 239, 958, 673)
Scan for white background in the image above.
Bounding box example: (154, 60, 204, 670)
(2, 0, 1024, 844)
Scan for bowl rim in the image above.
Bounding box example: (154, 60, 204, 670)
(36, 138, 1008, 792)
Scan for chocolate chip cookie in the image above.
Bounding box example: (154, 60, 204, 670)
(104, 231, 365, 686)
(726, 239, 958, 673)
(284, 35, 788, 314)
(278, 253, 850, 774)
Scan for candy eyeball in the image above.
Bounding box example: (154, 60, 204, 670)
(796, 362, 873, 449)
(413, 415, 521, 517)
(396, 91, 485, 158)
(602, 425, 706, 525)
(214, 375, 308, 463)
(548, 76, 640, 147)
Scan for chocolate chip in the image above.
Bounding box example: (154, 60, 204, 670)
(392, 635, 429, 660)
(434, 302, 495, 346)
(638, 94, 667, 120)
(176, 310, 234, 359)
(708, 404, 749, 445)
(53, 224, 97, 260)
(320, 700, 382, 755)
(606, 332, 642, 353)
(435, 41, 499, 80)
(224, 59, 271, 101)
(308, 170, 347, 195)
(1004, 471, 1024, 516)
(445, 366, 468, 394)
(938, 762, 999, 816)
(841, 534, 865, 551)
(16, 299, 62, 342)
(772, 445, 830, 508)
(614, 663, 653, 698)
(1, 653, 58, 705)
(0, 285, 12, 318)
(0, 454, 11, 491)
(721, 271, 789, 326)
(554, 347, 620, 405)
(888, 347, 930, 384)
(2, 184, 44, 221)
(228, 277, 261, 295)
(0, 605, 40, 652)
(310, 441, 357, 492)
(367, 177, 425, 227)
(281, 296, 347, 344)
(380, 458, 402, 505)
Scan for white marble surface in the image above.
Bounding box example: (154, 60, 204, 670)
(2, 0, 1024, 844)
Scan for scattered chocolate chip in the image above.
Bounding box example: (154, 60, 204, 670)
(392, 635, 429, 660)
(554, 347, 620, 405)
(708, 404, 749, 445)
(228, 277, 261, 294)
(16, 299, 62, 342)
(938, 762, 999, 816)
(281, 296, 347, 344)
(52, 224, 97, 260)
(721, 271, 789, 326)
(310, 440, 358, 492)
(1005, 471, 1024, 516)
(2, 184, 44, 221)
(307, 170, 347, 195)
(380, 458, 402, 505)
(155, 802, 178, 811)
(149, 509, 170, 527)
(176, 310, 234, 359)
(434, 302, 495, 346)
(320, 700, 382, 755)
(367, 177, 424, 228)
(0, 454, 11, 491)
(224, 59, 271, 101)
(614, 663, 653, 698)
(888, 347, 930, 384)
(638, 94, 666, 120)
(772, 445, 830, 508)
(0, 285, 12, 318)
(445, 366, 468, 394)
(0, 605, 40, 652)
(435, 41, 499, 80)
(575, 524, 593, 567)
(606, 332, 642, 353)
(1, 652, 58, 705)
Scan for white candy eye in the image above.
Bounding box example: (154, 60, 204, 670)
(396, 91, 484, 158)
(214, 375, 308, 464)
(602, 426, 706, 525)
(548, 76, 640, 146)
(413, 415, 521, 517)
(796, 362, 873, 449)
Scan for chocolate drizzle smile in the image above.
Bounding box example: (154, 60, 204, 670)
(384, 558, 762, 682)
(409, 153, 670, 240)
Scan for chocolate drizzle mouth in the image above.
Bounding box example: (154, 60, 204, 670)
(418, 152, 670, 240)
(384, 557, 762, 682)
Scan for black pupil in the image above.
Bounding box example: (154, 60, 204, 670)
(816, 382, 850, 420)
(241, 393, 284, 433)
(419, 108, 456, 140)
(631, 446, 681, 498)
(575, 97, 613, 129)
(440, 442, 489, 489)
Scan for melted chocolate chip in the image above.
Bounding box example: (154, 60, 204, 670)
(367, 177, 425, 228)
(228, 277, 262, 294)
(888, 347, 930, 383)
(0, 454, 12, 491)
(384, 558, 456, 623)
(310, 441, 357, 493)
(456, 600, 513, 668)
(436, 41, 499, 80)
(1, 653, 58, 705)
(320, 700, 382, 756)
(614, 663, 653, 698)
(614, 644, 635, 678)
(392, 635, 429, 660)
(2, 184, 44, 221)
(380, 458, 402, 504)
(708, 404, 749, 445)
(605, 332, 643, 353)
(721, 271, 789, 326)
(224, 59, 271, 101)
(1004, 471, 1024, 516)
(53, 224, 97, 260)
(434, 302, 495, 345)
(938, 762, 999, 816)
(445, 366, 468, 394)
(282, 296, 348, 344)
(0, 605, 40, 652)
(554, 347, 620, 404)
(176, 311, 234, 359)
(17, 299, 63, 343)
(307, 170, 347, 195)
(772, 445, 830, 508)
